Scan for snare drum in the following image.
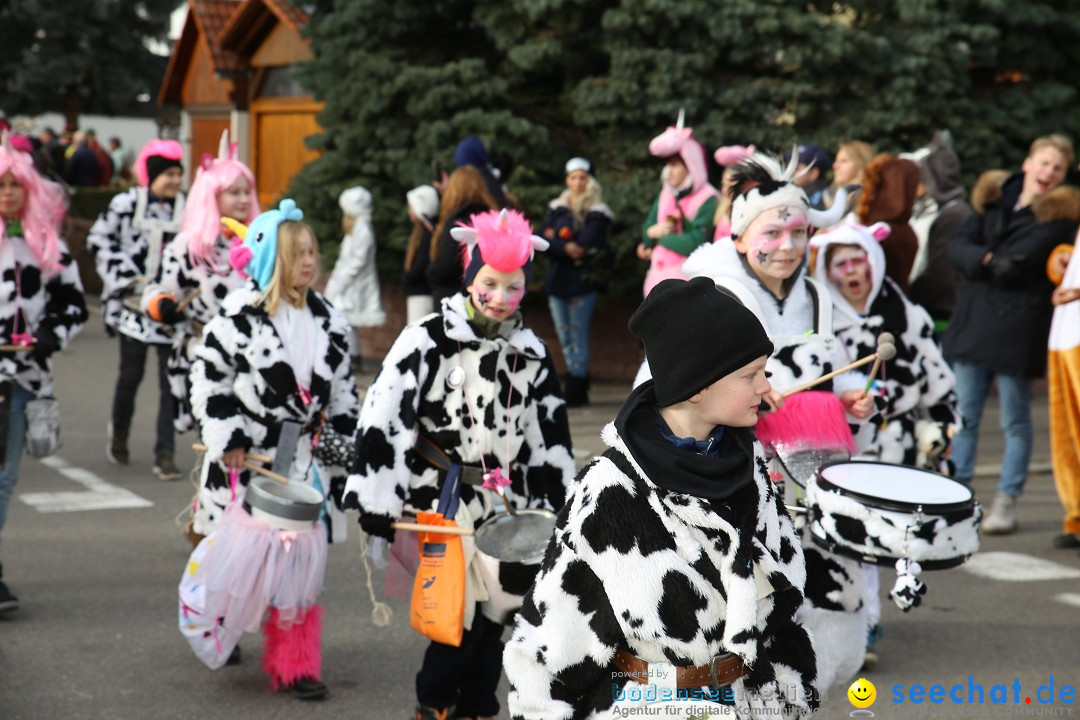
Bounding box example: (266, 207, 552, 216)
(244, 476, 324, 531)
(807, 461, 981, 569)
(473, 509, 556, 625)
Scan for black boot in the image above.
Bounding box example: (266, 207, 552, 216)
(564, 375, 589, 408)
(0, 562, 19, 613)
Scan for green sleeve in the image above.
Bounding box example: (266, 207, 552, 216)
(656, 194, 718, 256)
(641, 196, 660, 247)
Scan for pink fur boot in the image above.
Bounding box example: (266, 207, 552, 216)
(261, 605, 323, 692)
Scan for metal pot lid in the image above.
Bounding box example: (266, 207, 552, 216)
(475, 509, 556, 563)
(246, 477, 324, 522)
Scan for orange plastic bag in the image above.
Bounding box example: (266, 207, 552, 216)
(409, 510, 466, 647)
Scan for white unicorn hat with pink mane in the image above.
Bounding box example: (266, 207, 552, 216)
(648, 109, 710, 191)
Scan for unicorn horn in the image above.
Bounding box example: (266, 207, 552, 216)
(220, 216, 248, 240)
(497, 208, 509, 230)
(807, 187, 849, 229)
(676, 109, 685, 129)
(0, 130, 13, 154)
(218, 129, 230, 160)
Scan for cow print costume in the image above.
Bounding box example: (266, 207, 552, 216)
(811, 225, 960, 468)
(190, 281, 360, 542)
(505, 384, 818, 720)
(142, 232, 247, 433)
(86, 186, 183, 343)
(344, 291, 574, 531)
(0, 231, 88, 397)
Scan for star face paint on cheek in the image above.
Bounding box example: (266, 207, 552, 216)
(757, 251, 769, 266)
(475, 291, 492, 308)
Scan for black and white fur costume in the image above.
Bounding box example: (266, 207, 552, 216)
(0, 233, 88, 397)
(505, 383, 817, 720)
(142, 232, 246, 433)
(679, 241, 869, 691)
(811, 228, 960, 467)
(189, 281, 360, 542)
(87, 186, 184, 343)
(343, 291, 574, 529)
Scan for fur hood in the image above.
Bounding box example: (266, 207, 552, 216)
(972, 171, 1080, 223)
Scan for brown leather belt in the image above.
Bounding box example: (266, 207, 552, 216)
(612, 649, 746, 689)
(413, 433, 486, 487)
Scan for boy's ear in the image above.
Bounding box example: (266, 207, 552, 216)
(686, 390, 705, 405)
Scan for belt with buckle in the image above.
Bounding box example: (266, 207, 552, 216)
(612, 648, 747, 689)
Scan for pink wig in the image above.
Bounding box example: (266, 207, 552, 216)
(451, 209, 549, 287)
(180, 149, 259, 266)
(134, 139, 184, 187)
(0, 132, 68, 275)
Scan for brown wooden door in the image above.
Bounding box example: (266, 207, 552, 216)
(249, 97, 322, 209)
(190, 117, 231, 174)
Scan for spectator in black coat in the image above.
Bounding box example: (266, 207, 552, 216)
(402, 184, 439, 323)
(539, 158, 613, 406)
(945, 134, 1080, 535)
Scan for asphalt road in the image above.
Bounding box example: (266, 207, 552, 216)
(1, 311, 1077, 720)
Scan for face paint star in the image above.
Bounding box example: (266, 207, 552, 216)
(777, 207, 792, 221)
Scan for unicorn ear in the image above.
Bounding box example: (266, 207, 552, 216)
(200, 152, 215, 171)
(530, 235, 550, 256)
(450, 227, 479, 245)
(218, 130, 230, 160)
(869, 222, 891, 241)
(221, 217, 248, 240)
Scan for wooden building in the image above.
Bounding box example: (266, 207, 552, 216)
(158, 0, 321, 208)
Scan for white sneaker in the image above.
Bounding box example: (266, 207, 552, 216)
(981, 492, 1018, 535)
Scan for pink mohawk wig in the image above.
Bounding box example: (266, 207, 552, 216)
(180, 132, 259, 266)
(134, 138, 184, 187)
(0, 131, 67, 275)
(451, 208, 549, 280)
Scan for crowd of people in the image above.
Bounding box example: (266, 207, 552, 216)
(0, 114, 1078, 720)
(0, 117, 133, 188)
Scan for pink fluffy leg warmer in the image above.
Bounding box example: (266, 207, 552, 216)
(261, 605, 323, 691)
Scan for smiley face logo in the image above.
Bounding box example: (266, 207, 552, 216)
(848, 677, 877, 709)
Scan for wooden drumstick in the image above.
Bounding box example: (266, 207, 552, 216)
(0, 345, 33, 352)
(390, 521, 475, 536)
(191, 443, 288, 483)
(863, 334, 897, 393)
(783, 354, 878, 397)
(192, 442, 273, 464)
(175, 288, 201, 313)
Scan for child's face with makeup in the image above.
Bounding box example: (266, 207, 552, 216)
(467, 265, 527, 322)
(827, 244, 872, 306)
(734, 205, 809, 282)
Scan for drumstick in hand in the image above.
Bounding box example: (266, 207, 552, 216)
(192, 442, 272, 464)
(390, 521, 475, 536)
(0, 345, 33, 352)
(192, 442, 287, 483)
(783, 343, 897, 397)
(175, 288, 201, 313)
(863, 333, 896, 393)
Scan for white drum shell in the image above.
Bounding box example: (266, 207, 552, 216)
(473, 509, 556, 625)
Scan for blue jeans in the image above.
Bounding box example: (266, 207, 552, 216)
(548, 292, 598, 379)
(0, 382, 32, 543)
(951, 361, 1032, 497)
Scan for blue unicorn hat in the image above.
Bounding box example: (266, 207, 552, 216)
(225, 198, 304, 289)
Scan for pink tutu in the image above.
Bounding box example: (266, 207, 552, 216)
(194, 503, 328, 636)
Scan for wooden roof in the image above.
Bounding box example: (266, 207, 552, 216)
(219, 0, 310, 56)
(158, 0, 244, 105)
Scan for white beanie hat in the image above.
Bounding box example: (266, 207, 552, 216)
(406, 184, 440, 220)
(339, 185, 372, 218)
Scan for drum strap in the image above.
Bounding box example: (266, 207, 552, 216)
(414, 433, 485, 487)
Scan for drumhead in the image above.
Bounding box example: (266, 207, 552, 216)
(475, 509, 556, 564)
(816, 461, 973, 514)
(246, 476, 324, 521)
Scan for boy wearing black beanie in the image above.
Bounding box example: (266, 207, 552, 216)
(505, 277, 818, 719)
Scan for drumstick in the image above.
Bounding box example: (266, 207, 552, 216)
(0, 345, 33, 352)
(862, 333, 896, 393)
(191, 442, 273, 464)
(243, 461, 289, 485)
(390, 521, 475, 536)
(782, 354, 877, 397)
(175, 288, 201, 313)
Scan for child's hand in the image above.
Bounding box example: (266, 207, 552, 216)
(758, 389, 785, 415)
(565, 242, 586, 260)
(1051, 286, 1080, 306)
(636, 243, 653, 261)
(646, 220, 674, 240)
(841, 390, 874, 419)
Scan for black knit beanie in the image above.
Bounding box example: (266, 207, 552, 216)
(629, 277, 774, 407)
(145, 155, 183, 186)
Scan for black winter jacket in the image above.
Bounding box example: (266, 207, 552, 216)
(944, 173, 1080, 377)
(539, 199, 612, 298)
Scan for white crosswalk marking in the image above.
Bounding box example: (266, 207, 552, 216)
(19, 456, 154, 512)
(959, 551, 1080, 582)
(1053, 592, 1080, 608)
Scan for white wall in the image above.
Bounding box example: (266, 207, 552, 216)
(25, 113, 162, 153)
